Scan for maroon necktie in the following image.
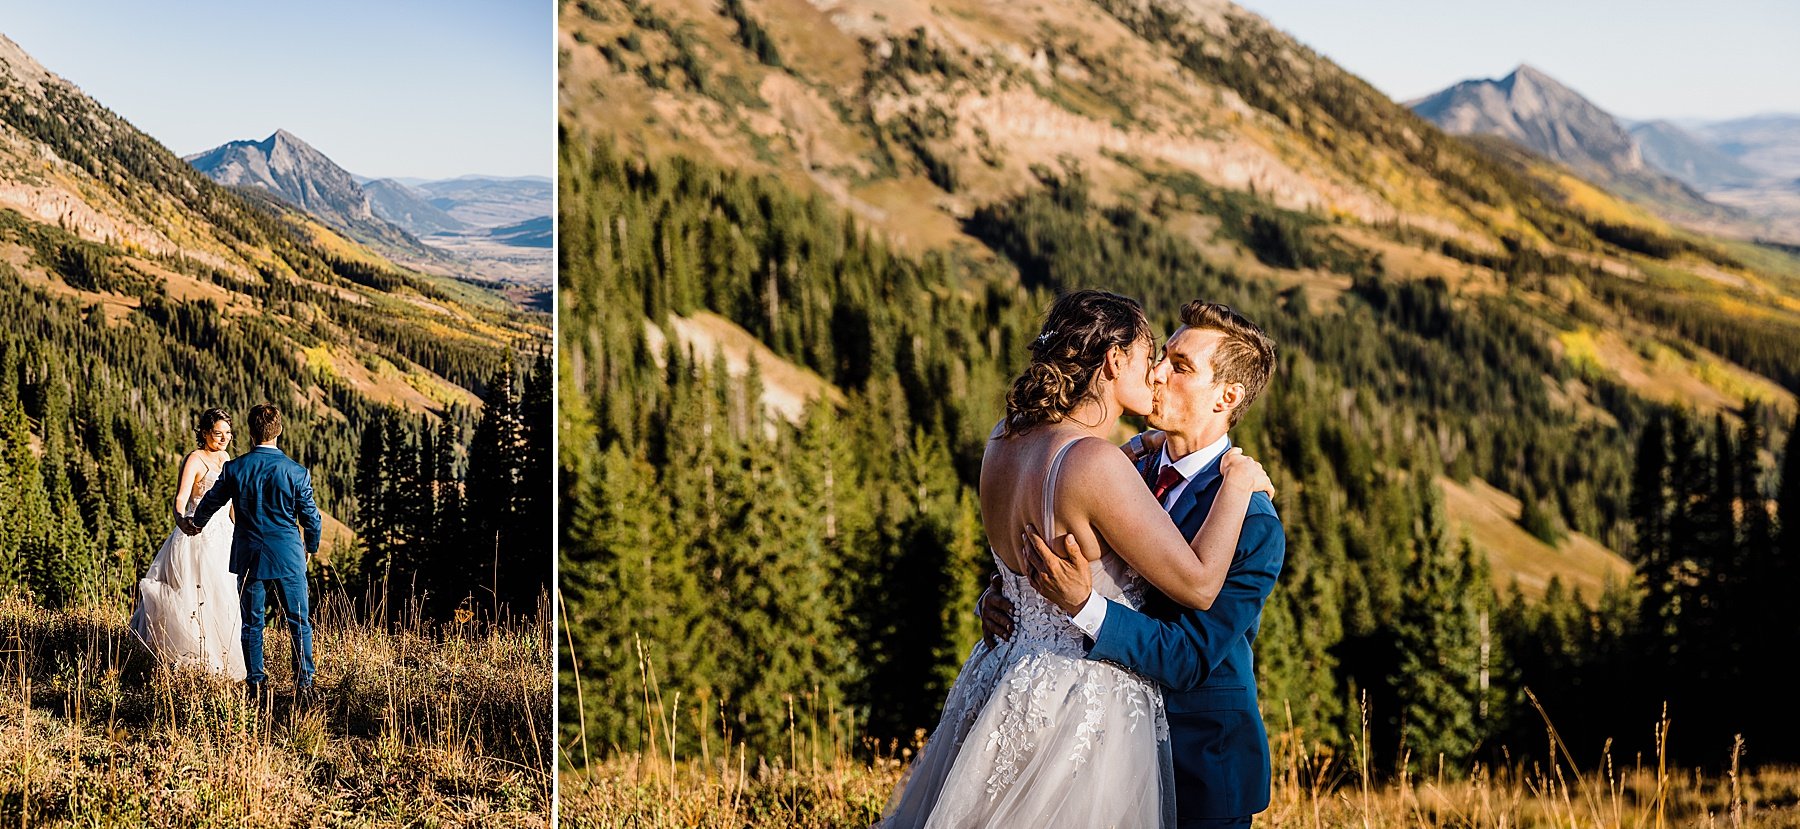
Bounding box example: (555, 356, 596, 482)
(1150, 464, 1184, 503)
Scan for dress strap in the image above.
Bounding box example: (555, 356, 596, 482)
(1040, 436, 1085, 536)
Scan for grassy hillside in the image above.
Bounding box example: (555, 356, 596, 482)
(0, 592, 551, 827)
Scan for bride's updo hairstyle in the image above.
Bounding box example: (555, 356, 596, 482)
(194, 408, 232, 449)
(1001, 289, 1154, 438)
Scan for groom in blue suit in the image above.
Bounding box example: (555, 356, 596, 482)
(183, 403, 323, 700)
(985, 301, 1284, 827)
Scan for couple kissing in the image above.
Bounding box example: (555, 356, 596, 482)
(882, 291, 1285, 829)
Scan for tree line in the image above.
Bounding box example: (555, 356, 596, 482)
(352, 353, 553, 621)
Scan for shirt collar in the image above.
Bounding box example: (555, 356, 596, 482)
(1157, 433, 1231, 481)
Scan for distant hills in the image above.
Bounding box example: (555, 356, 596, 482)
(1411, 66, 1800, 241)
(481, 214, 551, 249)
(367, 175, 552, 288)
(364, 177, 468, 236)
(186, 132, 552, 285)
(1627, 120, 1763, 190)
(1694, 114, 1800, 180)
(364, 175, 554, 238)
(411, 176, 552, 228)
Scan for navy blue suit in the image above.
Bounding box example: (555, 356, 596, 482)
(191, 445, 322, 686)
(1086, 439, 1285, 826)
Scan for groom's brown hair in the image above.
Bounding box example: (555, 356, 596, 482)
(1180, 301, 1275, 427)
(248, 403, 283, 443)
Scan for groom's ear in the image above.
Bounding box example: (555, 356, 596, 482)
(1216, 380, 1246, 414)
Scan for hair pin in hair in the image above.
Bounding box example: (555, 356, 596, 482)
(1034, 329, 1056, 346)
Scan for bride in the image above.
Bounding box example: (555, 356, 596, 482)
(879, 290, 1271, 828)
(129, 407, 246, 680)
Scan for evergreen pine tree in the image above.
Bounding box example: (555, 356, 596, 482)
(1769, 412, 1800, 750)
(512, 351, 553, 615)
(464, 367, 525, 616)
(354, 415, 392, 598)
(1391, 482, 1482, 773)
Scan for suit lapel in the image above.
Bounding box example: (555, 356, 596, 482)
(1167, 437, 1231, 532)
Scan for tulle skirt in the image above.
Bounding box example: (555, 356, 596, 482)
(879, 638, 1175, 829)
(129, 516, 246, 681)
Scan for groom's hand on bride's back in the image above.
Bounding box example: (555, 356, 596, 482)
(979, 571, 1022, 643)
(979, 572, 1014, 646)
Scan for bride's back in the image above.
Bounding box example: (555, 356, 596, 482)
(979, 426, 1130, 585)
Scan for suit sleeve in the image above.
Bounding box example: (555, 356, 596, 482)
(189, 464, 237, 528)
(297, 467, 324, 556)
(1085, 513, 1285, 692)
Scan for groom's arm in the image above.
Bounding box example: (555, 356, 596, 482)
(296, 467, 323, 556)
(1084, 513, 1284, 693)
(189, 465, 237, 529)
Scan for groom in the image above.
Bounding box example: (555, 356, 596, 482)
(182, 403, 323, 701)
(985, 301, 1284, 828)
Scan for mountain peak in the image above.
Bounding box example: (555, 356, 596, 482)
(187, 129, 381, 230)
(1508, 63, 1552, 84)
(258, 128, 329, 160)
(0, 33, 61, 95)
(1413, 64, 1645, 179)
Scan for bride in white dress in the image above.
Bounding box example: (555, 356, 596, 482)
(129, 407, 246, 680)
(880, 291, 1270, 828)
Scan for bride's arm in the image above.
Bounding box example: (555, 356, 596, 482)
(1044, 442, 1252, 611)
(1032, 443, 1272, 612)
(172, 452, 204, 521)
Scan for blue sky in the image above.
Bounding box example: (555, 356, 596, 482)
(1237, 0, 1800, 122)
(4, 0, 552, 180)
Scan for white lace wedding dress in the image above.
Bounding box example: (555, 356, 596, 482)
(880, 437, 1175, 828)
(129, 458, 246, 680)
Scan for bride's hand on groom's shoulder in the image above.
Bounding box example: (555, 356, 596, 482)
(1220, 448, 1276, 499)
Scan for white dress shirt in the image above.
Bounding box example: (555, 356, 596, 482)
(1067, 434, 1232, 639)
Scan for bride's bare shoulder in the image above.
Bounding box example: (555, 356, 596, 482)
(1059, 435, 1138, 484)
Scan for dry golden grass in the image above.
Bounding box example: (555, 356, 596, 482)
(560, 753, 902, 829)
(562, 730, 1800, 828)
(0, 591, 552, 827)
(562, 750, 1800, 828)
(560, 661, 1800, 829)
